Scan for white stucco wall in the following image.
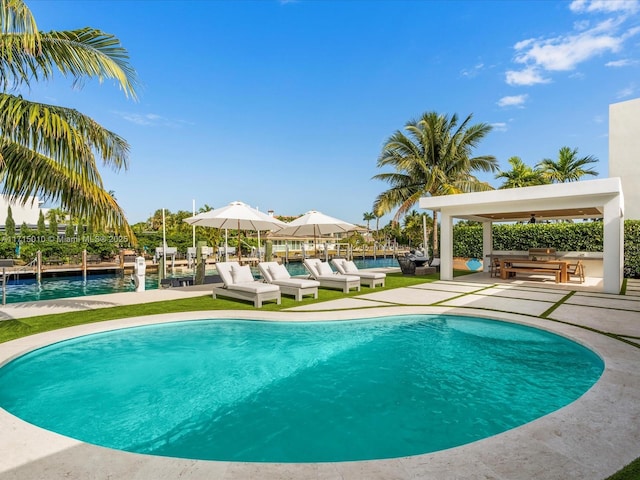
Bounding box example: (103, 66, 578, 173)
(610, 98, 640, 220)
(0, 195, 45, 227)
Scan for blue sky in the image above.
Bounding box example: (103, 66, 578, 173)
(25, 0, 640, 226)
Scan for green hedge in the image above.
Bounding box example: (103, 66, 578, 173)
(624, 220, 640, 278)
(453, 221, 640, 278)
(0, 232, 129, 263)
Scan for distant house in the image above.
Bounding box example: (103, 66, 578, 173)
(0, 195, 49, 230)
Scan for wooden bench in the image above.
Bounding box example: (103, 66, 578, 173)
(503, 266, 561, 283)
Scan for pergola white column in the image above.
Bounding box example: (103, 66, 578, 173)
(482, 222, 492, 273)
(603, 195, 624, 292)
(440, 212, 454, 281)
(419, 178, 625, 294)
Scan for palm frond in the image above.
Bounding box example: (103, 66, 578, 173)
(1, 0, 139, 99)
(36, 28, 139, 99)
(0, 93, 129, 171)
(0, 140, 133, 238)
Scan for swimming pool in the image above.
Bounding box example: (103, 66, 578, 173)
(0, 273, 160, 304)
(0, 314, 603, 463)
(0, 257, 399, 304)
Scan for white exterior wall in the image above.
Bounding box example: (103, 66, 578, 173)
(0, 195, 45, 227)
(610, 98, 640, 220)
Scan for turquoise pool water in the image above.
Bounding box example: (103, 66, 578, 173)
(0, 258, 398, 304)
(0, 273, 159, 304)
(0, 315, 603, 462)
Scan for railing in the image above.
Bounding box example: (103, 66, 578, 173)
(8, 256, 38, 279)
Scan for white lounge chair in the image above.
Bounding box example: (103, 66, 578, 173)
(303, 258, 360, 293)
(213, 261, 281, 308)
(330, 258, 386, 288)
(258, 262, 320, 301)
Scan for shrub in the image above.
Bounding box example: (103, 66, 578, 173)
(624, 220, 640, 278)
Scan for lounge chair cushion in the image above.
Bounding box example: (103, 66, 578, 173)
(317, 262, 334, 276)
(230, 282, 279, 294)
(269, 263, 290, 280)
(271, 278, 319, 288)
(343, 260, 358, 273)
(231, 265, 254, 284)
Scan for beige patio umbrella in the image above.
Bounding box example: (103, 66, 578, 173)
(275, 210, 357, 259)
(183, 201, 286, 262)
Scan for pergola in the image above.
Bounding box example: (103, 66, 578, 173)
(418, 177, 625, 294)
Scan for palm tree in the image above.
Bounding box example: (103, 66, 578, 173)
(537, 146, 598, 183)
(362, 212, 375, 232)
(1, 0, 139, 238)
(373, 111, 498, 255)
(402, 210, 431, 251)
(495, 156, 549, 189)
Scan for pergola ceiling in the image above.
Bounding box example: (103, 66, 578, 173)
(463, 206, 603, 223)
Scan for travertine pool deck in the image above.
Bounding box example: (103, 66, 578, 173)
(1, 277, 639, 479)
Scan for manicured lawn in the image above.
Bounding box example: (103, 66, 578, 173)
(0, 272, 445, 344)
(606, 458, 640, 480)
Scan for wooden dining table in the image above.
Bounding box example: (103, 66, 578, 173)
(499, 258, 570, 283)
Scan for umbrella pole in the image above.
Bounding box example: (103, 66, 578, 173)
(237, 219, 242, 264)
(314, 226, 319, 259)
(225, 229, 228, 262)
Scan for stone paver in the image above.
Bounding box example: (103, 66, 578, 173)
(550, 303, 640, 337)
(408, 282, 485, 293)
(568, 292, 640, 310)
(356, 286, 460, 305)
(624, 279, 640, 297)
(491, 283, 571, 295)
(286, 298, 388, 311)
(439, 293, 555, 316)
(475, 286, 567, 303)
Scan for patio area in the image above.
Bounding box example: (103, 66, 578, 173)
(0, 275, 639, 479)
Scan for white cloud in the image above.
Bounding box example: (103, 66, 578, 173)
(497, 95, 528, 108)
(491, 122, 509, 132)
(113, 111, 188, 127)
(616, 83, 636, 98)
(506, 1, 640, 85)
(606, 58, 637, 66)
(505, 67, 549, 86)
(461, 63, 485, 78)
(570, 0, 639, 15)
(514, 26, 623, 71)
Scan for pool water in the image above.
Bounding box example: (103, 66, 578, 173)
(0, 315, 603, 462)
(0, 274, 160, 304)
(0, 258, 398, 304)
